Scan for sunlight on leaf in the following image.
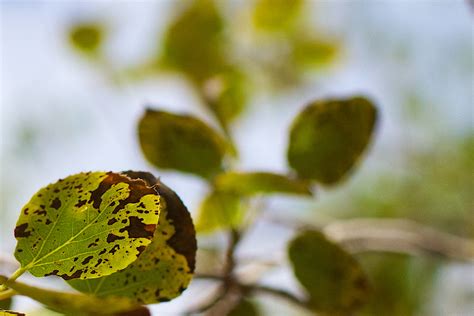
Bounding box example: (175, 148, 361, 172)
(68, 23, 104, 56)
(196, 190, 244, 233)
(138, 109, 229, 179)
(214, 172, 313, 196)
(287, 96, 377, 185)
(288, 230, 371, 314)
(14, 172, 162, 280)
(0, 276, 149, 316)
(69, 172, 196, 304)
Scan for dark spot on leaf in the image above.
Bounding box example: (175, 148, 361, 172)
(109, 244, 120, 255)
(44, 269, 59, 277)
(75, 199, 87, 208)
(34, 209, 47, 216)
(45, 219, 52, 225)
(99, 249, 107, 255)
(108, 218, 118, 225)
(119, 216, 156, 239)
(50, 197, 61, 209)
(14, 223, 31, 238)
(81, 255, 94, 265)
(61, 269, 83, 280)
(107, 233, 125, 243)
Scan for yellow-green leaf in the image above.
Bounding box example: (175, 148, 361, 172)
(287, 97, 378, 185)
(252, 0, 303, 32)
(288, 230, 371, 314)
(195, 190, 244, 233)
(0, 311, 25, 316)
(293, 37, 339, 68)
(162, 0, 226, 82)
(0, 276, 149, 316)
(68, 172, 196, 304)
(138, 109, 229, 179)
(14, 172, 162, 280)
(214, 172, 312, 196)
(68, 23, 104, 56)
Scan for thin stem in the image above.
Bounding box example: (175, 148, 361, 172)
(0, 267, 26, 291)
(0, 288, 16, 300)
(243, 284, 310, 310)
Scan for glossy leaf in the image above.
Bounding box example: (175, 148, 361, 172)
(69, 172, 196, 304)
(228, 298, 259, 316)
(138, 109, 229, 179)
(287, 97, 377, 185)
(14, 172, 162, 280)
(214, 172, 312, 196)
(68, 23, 104, 56)
(195, 190, 244, 233)
(162, 0, 226, 82)
(0, 276, 149, 316)
(288, 230, 371, 314)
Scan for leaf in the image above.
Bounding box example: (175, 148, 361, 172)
(14, 172, 162, 280)
(293, 37, 339, 69)
(288, 230, 371, 314)
(68, 23, 104, 56)
(0, 275, 149, 316)
(214, 172, 313, 196)
(0, 298, 12, 310)
(162, 0, 226, 82)
(0, 311, 25, 316)
(68, 172, 196, 304)
(287, 97, 378, 185)
(195, 190, 244, 233)
(228, 299, 259, 316)
(138, 109, 229, 179)
(252, 0, 303, 32)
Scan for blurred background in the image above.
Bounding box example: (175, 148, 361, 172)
(1, 0, 473, 315)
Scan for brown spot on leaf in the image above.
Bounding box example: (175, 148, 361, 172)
(34, 209, 47, 216)
(108, 218, 118, 225)
(50, 197, 61, 209)
(119, 216, 156, 239)
(107, 233, 125, 243)
(14, 223, 31, 238)
(81, 255, 94, 265)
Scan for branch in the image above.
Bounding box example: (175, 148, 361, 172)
(323, 218, 474, 262)
(242, 284, 310, 310)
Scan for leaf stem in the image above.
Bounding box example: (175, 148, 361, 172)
(0, 288, 16, 300)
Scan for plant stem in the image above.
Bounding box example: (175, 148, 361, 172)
(0, 267, 26, 292)
(0, 288, 16, 300)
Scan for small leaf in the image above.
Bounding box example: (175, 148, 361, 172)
(252, 0, 303, 32)
(0, 275, 149, 316)
(138, 109, 229, 179)
(228, 298, 259, 316)
(68, 23, 104, 56)
(195, 190, 244, 233)
(214, 172, 312, 196)
(288, 230, 371, 314)
(293, 37, 339, 68)
(162, 0, 226, 82)
(69, 172, 196, 304)
(287, 97, 377, 185)
(14, 172, 162, 280)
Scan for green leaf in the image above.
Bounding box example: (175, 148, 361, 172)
(68, 23, 104, 56)
(14, 172, 162, 280)
(288, 230, 371, 314)
(293, 37, 339, 68)
(138, 109, 229, 179)
(0, 311, 25, 316)
(68, 172, 196, 304)
(214, 172, 312, 196)
(195, 190, 244, 233)
(0, 276, 149, 316)
(0, 297, 12, 310)
(252, 0, 303, 32)
(228, 298, 259, 316)
(162, 0, 226, 82)
(287, 96, 378, 185)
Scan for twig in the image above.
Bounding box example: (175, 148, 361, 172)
(242, 284, 310, 310)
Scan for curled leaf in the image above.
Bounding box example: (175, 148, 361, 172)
(138, 109, 229, 179)
(287, 96, 378, 185)
(14, 172, 162, 280)
(0, 275, 149, 316)
(68, 171, 196, 304)
(214, 171, 313, 196)
(288, 230, 371, 314)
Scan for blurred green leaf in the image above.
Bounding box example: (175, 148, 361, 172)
(202, 69, 248, 130)
(293, 37, 339, 68)
(0, 276, 150, 316)
(69, 172, 196, 304)
(0, 298, 12, 310)
(68, 23, 104, 56)
(138, 109, 229, 179)
(214, 171, 312, 196)
(288, 230, 371, 314)
(195, 190, 244, 233)
(0, 311, 25, 316)
(252, 0, 303, 32)
(162, 0, 226, 82)
(228, 298, 259, 316)
(287, 96, 377, 185)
